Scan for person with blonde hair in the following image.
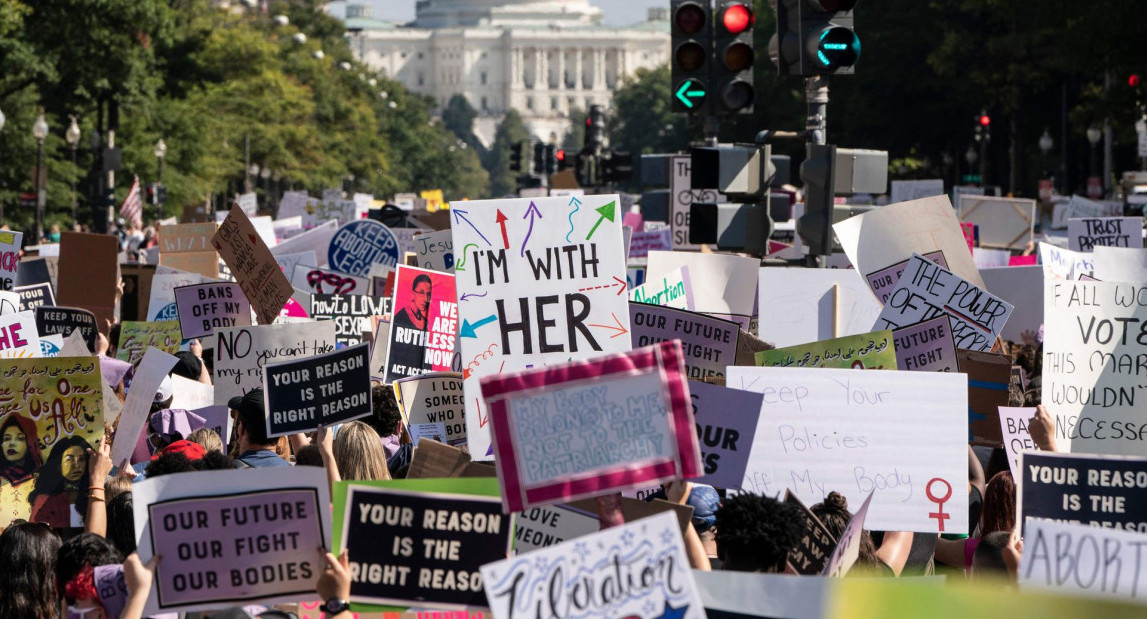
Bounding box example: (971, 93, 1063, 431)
(316, 422, 391, 497)
(186, 428, 224, 454)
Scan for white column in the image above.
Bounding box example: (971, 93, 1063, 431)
(573, 48, 583, 90)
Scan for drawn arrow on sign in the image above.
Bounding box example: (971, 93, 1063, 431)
(521, 201, 542, 257)
(565, 196, 582, 242)
(460, 314, 498, 339)
(578, 276, 626, 296)
(495, 209, 510, 249)
(460, 291, 488, 302)
(588, 312, 628, 339)
(477, 397, 489, 428)
(453, 209, 492, 247)
(585, 200, 616, 241)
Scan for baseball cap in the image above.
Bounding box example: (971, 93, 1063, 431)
(154, 375, 173, 403)
(152, 439, 206, 462)
(644, 483, 721, 533)
(228, 388, 265, 418)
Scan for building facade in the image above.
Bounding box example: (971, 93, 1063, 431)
(343, 0, 669, 146)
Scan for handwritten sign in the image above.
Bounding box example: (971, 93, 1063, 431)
(689, 381, 763, 489)
(629, 265, 694, 309)
(1040, 242, 1095, 281)
(627, 228, 673, 261)
(34, 306, 96, 352)
(1068, 217, 1144, 252)
(159, 222, 217, 253)
(327, 220, 400, 278)
(0, 230, 23, 290)
(646, 251, 757, 330)
(117, 321, 182, 366)
(1021, 518, 1147, 603)
(999, 406, 1037, 481)
(481, 511, 705, 619)
(290, 264, 369, 296)
(0, 310, 41, 358)
(453, 194, 632, 460)
(16, 283, 55, 312)
(412, 229, 455, 272)
(864, 251, 949, 305)
(756, 331, 897, 370)
(263, 343, 371, 436)
(385, 266, 457, 383)
(891, 316, 958, 372)
(1019, 451, 1147, 534)
(271, 220, 337, 267)
(214, 322, 337, 406)
(728, 366, 969, 533)
(311, 293, 389, 347)
(481, 340, 700, 512)
(212, 205, 294, 325)
(394, 373, 466, 446)
(629, 303, 738, 381)
(147, 272, 203, 321)
(174, 282, 251, 340)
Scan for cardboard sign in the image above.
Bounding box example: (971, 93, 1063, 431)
(1043, 279, 1147, 455)
(174, 282, 252, 340)
(756, 331, 898, 370)
(214, 322, 337, 406)
(159, 222, 217, 253)
(481, 340, 701, 512)
(263, 343, 371, 436)
(629, 303, 739, 380)
(119, 263, 155, 322)
(758, 268, 884, 347)
(784, 491, 838, 576)
(892, 316, 959, 372)
(385, 266, 457, 383)
(394, 373, 466, 446)
(689, 380, 763, 489)
(1092, 246, 1147, 283)
(629, 265, 694, 309)
(412, 229, 455, 272)
(1019, 451, 1147, 533)
(335, 480, 513, 609)
(957, 195, 1036, 250)
(646, 251, 757, 330)
(311, 293, 389, 346)
(0, 310, 41, 358)
(1021, 518, 1147, 603)
(628, 228, 673, 261)
(728, 366, 969, 533)
(16, 283, 55, 312)
(116, 320, 182, 366)
(874, 253, 1014, 352)
(958, 350, 1012, 447)
(999, 406, 1037, 481)
(212, 205, 294, 325)
(980, 265, 1044, 343)
(34, 306, 97, 352)
(0, 230, 22, 290)
(453, 195, 632, 460)
(670, 154, 719, 251)
(271, 219, 338, 267)
(1068, 217, 1144, 252)
(822, 491, 873, 578)
(111, 348, 179, 465)
(57, 232, 118, 333)
(327, 220, 400, 278)
(132, 467, 330, 615)
(0, 357, 104, 528)
(890, 179, 944, 204)
(160, 251, 219, 279)
(147, 272, 204, 321)
(481, 511, 705, 619)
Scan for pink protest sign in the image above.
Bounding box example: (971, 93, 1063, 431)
(1009, 254, 1037, 266)
(480, 340, 701, 513)
(960, 222, 975, 253)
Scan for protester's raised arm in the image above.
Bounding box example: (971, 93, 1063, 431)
(84, 434, 114, 537)
(1028, 405, 1058, 453)
(317, 424, 341, 500)
(119, 553, 160, 619)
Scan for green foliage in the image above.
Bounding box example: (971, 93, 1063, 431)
(486, 110, 531, 197)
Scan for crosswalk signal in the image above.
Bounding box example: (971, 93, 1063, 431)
(671, 0, 712, 114)
(713, 1, 755, 113)
(774, 0, 860, 76)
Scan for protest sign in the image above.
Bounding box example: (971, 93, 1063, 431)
(646, 251, 757, 330)
(1021, 518, 1147, 603)
(147, 272, 204, 321)
(193, 405, 231, 447)
(628, 228, 673, 261)
(453, 194, 632, 460)
(333, 478, 512, 609)
(892, 316, 959, 372)
(263, 343, 371, 436)
(15, 256, 53, 290)
(1092, 246, 1147, 282)
(758, 268, 884, 347)
(670, 154, 720, 251)
(890, 179, 944, 204)
(236, 191, 257, 214)
(874, 253, 1014, 352)
(627, 266, 646, 289)
(980, 265, 1044, 343)
(961, 222, 976, 252)
(0, 310, 41, 358)
(290, 264, 369, 295)
(160, 252, 220, 279)
(369, 318, 391, 381)
(481, 511, 705, 619)
(690, 380, 763, 489)
(271, 220, 338, 267)
(159, 222, 217, 253)
(1040, 242, 1095, 281)
(174, 282, 252, 340)
(865, 251, 950, 305)
(385, 266, 457, 383)
(0, 230, 21, 290)
(629, 303, 738, 380)
(213, 205, 294, 325)
(785, 491, 838, 576)
(34, 306, 97, 353)
(957, 195, 1036, 250)
(38, 334, 62, 357)
(973, 247, 1011, 269)
(0, 291, 17, 314)
(171, 375, 214, 411)
(0, 357, 104, 528)
(1068, 217, 1144, 252)
(1054, 194, 1125, 228)
(57, 232, 118, 333)
(728, 366, 969, 533)
(327, 220, 400, 277)
(394, 373, 466, 446)
(1043, 279, 1147, 455)
(834, 195, 987, 298)
(412, 229, 455, 272)
(116, 320, 182, 366)
(756, 331, 898, 370)
(133, 467, 330, 615)
(274, 250, 317, 278)
(214, 322, 338, 406)
(110, 348, 179, 465)
(958, 350, 1012, 446)
(999, 406, 1037, 481)
(409, 422, 447, 445)
(629, 265, 694, 309)
(16, 283, 55, 312)
(311, 293, 389, 346)
(822, 492, 873, 578)
(481, 340, 701, 512)
(119, 263, 155, 322)
(514, 503, 601, 554)
(1019, 451, 1147, 533)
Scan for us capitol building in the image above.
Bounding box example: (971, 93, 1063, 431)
(342, 0, 670, 146)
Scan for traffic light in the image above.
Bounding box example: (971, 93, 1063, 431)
(544, 144, 557, 175)
(602, 151, 633, 184)
(797, 143, 836, 257)
(509, 141, 529, 172)
(671, 0, 712, 114)
(555, 149, 570, 171)
(774, 0, 861, 76)
(713, 1, 755, 114)
(532, 142, 546, 175)
(585, 105, 606, 151)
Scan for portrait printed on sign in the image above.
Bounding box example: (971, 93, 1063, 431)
(385, 266, 457, 384)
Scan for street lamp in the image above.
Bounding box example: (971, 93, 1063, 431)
(1087, 126, 1102, 176)
(1038, 128, 1053, 176)
(32, 109, 49, 243)
(154, 138, 167, 184)
(66, 116, 81, 224)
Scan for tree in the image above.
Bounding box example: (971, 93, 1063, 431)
(609, 65, 692, 161)
(442, 94, 480, 148)
(562, 107, 586, 150)
(486, 109, 530, 197)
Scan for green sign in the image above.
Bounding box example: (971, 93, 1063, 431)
(962, 174, 981, 184)
(675, 79, 707, 109)
(755, 331, 898, 370)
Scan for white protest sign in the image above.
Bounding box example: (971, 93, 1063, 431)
(874, 253, 1014, 352)
(0, 310, 39, 358)
(957, 195, 1036, 250)
(271, 219, 338, 267)
(412, 229, 455, 272)
(670, 155, 719, 251)
(629, 265, 694, 309)
(111, 348, 179, 465)
(1092, 246, 1147, 282)
(213, 322, 337, 406)
(481, 511, 705, 619)
(147, 272, 204, 321)
(1021, 518, 1147, 604)
(453, 194, 631, 460)
(290, 264, 369, 296)
(1053, 195, 1124, 229)
(728, 366, 969, 533)
(170, 375, 214, 411)
(0, 290, 20, 315)
(758, 267, 884, 347)
(513, 504, 600, 554)
(273, 251, 317, 278)
(999, 406, 1037, 481)
(1043, 279, 1147, 455)
(980, 266, 1044, 343)
(1040, 242, 1095, 281)
(1068, 217, 1144, 252)
(822, 491, 873, 578)
(394, 372, 466, 446)
(890, 179, 944, 204)
(236, 192, 257, 215)
(647, 250, 757, 330)
(973, 247, 1011, 269)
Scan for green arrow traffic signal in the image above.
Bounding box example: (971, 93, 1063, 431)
(675, 79, 708, 109)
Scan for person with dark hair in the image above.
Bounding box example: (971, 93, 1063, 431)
(1, 413, 43, 525)
(193, 450, 235, 471)
(228, 389, 289, 468)
(811, 492, 915, 577)
(56, 533, 123, 607)
(172, 343, 211, 385)
(295, 444, 324, 467)
(144, 451, 197, 479)
(970, 530, 1014, 580)
(389, 273, 434, 378)
(714, 492, 802, 573)
(29, 435, 93, 528)
(0, 520, 62, 619)
(936, 470, 1016, 574)
(106, 491, 137, 555)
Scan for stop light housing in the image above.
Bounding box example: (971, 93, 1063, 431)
(509, 141, 529, 173)
(575, 152, 599, 188)
(555, 149, 570, 171)
(775, 0, 860, 76)
(586, 104, 606, 151)
(713, 1, 755, 114)
(797, 143, 836, 256)
(671, 0, 712, 114)
(544, 144, 557, 175)
(533, 142, 546, 175)
(602, 150, 634, 184)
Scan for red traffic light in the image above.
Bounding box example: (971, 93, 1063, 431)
(674, 3, 707, 35)
(721, 4, 754, 34)
(555, 149, 565, 162)
(979, 114, 991, 127)
(1131, 74, 1142, 88)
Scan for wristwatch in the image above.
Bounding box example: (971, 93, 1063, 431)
(320, 598, 350, 614)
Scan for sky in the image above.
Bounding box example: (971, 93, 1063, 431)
(326, 0, 665, 26)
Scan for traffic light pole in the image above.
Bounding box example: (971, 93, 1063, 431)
(804, 76, 829, 268)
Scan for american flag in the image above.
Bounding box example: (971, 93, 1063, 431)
(119, 175, 142, 228)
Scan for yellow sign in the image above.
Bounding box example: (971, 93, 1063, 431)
(420, 189, 446, 213)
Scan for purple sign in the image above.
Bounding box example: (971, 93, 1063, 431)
(866, 250, 948, 304)
(192, 405, 231, 447)
(629, 303, 739, 381)
(93, 564, 128, 619)
(628, 229, 673, 260)
(173, 282, 252, 340)
(892, 315, 959, 372)
(689, 381, 764, 489)
(147, 488, 324, 609)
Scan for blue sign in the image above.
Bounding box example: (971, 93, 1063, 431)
(327, 219, 399, 278)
